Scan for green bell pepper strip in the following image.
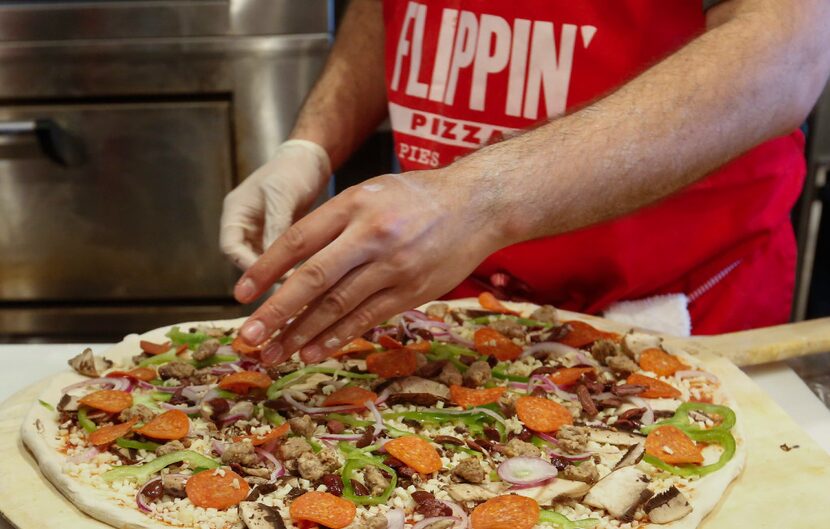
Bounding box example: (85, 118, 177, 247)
(327, 414, 373, 428)
(38, 399, 54, 412)
(77, 406, 96, 433)
(151, 391, 173, 402)
(640, 402, 736, 435)
(338, 441, 383, 460)
(138, 349, 177, 367)
(442, 443, 482, 457)
(492, 363, 530, 383)
(267, 367, 377, 399)
(193, 354, 239, 369)
(340, 456, 398, 505)
(538, 510, 599, 529)
(644, 429, 736, 477)
(165, 326, 233, 349)
(102, 450, 220, 483)
(261, 406, 285, 426)
(472, 315, 554, 329)
(116, 438, 161, 451)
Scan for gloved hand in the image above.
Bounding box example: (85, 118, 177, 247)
(220, 139, 331, 270)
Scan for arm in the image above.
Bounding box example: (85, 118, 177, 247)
(291, 0, 388, 170)
(454, 0, 830, 243)
(235, 0, 830, 363)
(219, 0, 387, 269)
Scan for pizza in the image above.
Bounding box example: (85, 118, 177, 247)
(21, 296, 744, 529)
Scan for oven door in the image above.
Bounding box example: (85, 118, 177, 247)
(0, 100, 240, 337)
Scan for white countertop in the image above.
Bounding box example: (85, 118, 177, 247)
(1, 344, 829, 529)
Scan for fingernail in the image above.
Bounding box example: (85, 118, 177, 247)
(261, 342, 289, 366)
(240, 320, 266, 344)
(235, 278, 256, 300)
(300, 344, 327, 364)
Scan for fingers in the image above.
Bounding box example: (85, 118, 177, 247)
(234, 204, 349, 304)
(277, 262, 395, 357)
(237, 227, 370, 346)
(219, 224, 260, 270)
(297, 288, 405, 363)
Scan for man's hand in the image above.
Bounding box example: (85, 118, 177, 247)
(220, 140, 331, 270)
(232, 171, 505, 364)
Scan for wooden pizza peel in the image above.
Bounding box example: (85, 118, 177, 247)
(1, 313, 829, 529)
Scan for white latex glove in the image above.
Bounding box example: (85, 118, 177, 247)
(220, 139, 331, 270)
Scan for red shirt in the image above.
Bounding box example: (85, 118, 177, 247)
(382, 0, 805, 334)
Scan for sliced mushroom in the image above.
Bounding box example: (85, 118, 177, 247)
(387, 376, 451, 399)
(239, 501, 287, 529)
(161, 473, 188, 498)
(584, 427, 645, 446)
(386, 393, 447, 407)
(622, 333, 663, 358)
(583, 466, 652, 521)
(644, 486, 693, 524)
(512, 478, 591, 504)
(614, 441, 646, 470)
(447, 483, 505, 502)
(67, 348, 112, 377)
(57, 394, 81, 412)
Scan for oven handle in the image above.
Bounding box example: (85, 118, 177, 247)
(0, 119, 84, 167)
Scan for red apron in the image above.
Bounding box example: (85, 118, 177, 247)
(382, 0, 805, 334)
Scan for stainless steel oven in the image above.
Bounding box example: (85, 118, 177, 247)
(0, 0, 331, 341)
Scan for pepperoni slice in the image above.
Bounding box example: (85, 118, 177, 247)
(78, 390, 133, 414)
(134, 409, 189, 440)
(88, 418, 138, 447)
(478, 292, 520, 315)
(471, 495, 540, 529)
(106, 367, 157, 382)
(626, 373, 681, 399)
(378, 335, 403, 350)
(233, 423, 291, 446)
(556, 321, 620, 348)
(289, 491, 356, 529)
(450, 385, 506, 409)
(639, 348, 688, 377)
(185, 467, 250, 510)
(384, 435, 443, 474)
(645, 425, 704, 465)
(218, 370, 272, 394)
(515, 396, 573, 433)
(548, 367, 594, 387)
(474, 328, 522, 361)
(140, 340, 172, 355)
(365, 349, 418, 378)
(323, 386, 378, 407)
(231, 335, 261, 356)
(332, 338, 377, 358)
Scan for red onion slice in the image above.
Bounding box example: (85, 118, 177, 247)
(137, 380, 181, 393)
(497, 456, 558, 485)
(255, 448, 285, 481)
(67, 446, 100, 464)
(318, 433, 364, 441)
(528, 375, 578, 401)
(440, 500, 469, 529)
(521, 342, 581, 359)
(627, 396, 655, 426)
(366, 400, 386, 438)
(374, 387, 392, 406)
(62, 377, 130, 394)
(180, 385, 211, 402)
(211, 440, 226, 456)
(385, 509, 406, 529)
(675, 370, 720, 383)
(136, 477, 161, 513)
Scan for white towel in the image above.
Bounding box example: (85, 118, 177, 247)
(603, 293, 691, 337)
